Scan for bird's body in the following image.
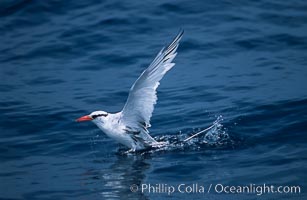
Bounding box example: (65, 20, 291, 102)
(92, 111, 160, 150)
(93, 113, 130, 148)
(77, 30, 184, 152)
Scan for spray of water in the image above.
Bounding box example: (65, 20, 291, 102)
(140, 115, 233, 154)
(91, 115, 234, 155)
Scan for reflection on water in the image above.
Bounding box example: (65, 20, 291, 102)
(81, 155, 151, 199)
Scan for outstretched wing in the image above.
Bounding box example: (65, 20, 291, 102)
(120, 30, 184, 141)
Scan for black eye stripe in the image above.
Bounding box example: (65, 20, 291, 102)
(92, 113, 108, 119)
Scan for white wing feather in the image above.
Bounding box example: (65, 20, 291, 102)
(120, 30, 184, 142)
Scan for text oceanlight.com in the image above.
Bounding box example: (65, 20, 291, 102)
(130, 183, 301, 196)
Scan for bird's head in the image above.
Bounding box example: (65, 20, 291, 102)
(76, 111, 108, 124)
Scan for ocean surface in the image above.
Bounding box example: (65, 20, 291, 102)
(0, 0, 307, 199)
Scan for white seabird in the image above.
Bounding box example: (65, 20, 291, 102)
(76, 30, 184, 152)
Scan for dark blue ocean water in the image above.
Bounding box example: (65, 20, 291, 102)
(1, 0, 307, 199)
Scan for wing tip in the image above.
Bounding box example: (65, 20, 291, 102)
(177, 28, 184, 39)
(168, 29, 184, 47)
(176, 28, 184, 39)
